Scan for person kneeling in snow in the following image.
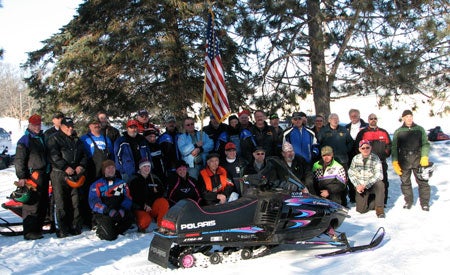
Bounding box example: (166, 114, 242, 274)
(89, 160, 133, 240)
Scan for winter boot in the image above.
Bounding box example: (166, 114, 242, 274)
(376, 206, 385, 218)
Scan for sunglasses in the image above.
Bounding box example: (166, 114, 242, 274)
(255, 152, 265, 155)
(369, 117, 378, 120)
(184, 123, 194, 126)
(360, 147, 371, 150)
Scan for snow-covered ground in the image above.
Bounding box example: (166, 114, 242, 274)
(0, 103, 449, 274)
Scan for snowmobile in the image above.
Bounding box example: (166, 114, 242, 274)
(428, 126, 450, 141)
(148, 157, 354, 268)
(1, 180, 53, 236)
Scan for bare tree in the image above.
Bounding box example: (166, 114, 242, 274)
(0, 63, 37, 120)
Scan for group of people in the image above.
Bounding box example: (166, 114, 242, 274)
(13, 107, 431, 241)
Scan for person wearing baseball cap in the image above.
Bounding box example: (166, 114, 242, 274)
(312, 145, 347, 206)
(219, 142, 248, 196)
(158, 114, 180, 176)
(269, 112, 284, 157)
(348, 139, 386, 218)
(47, 115, 88, 238)
(113, 119, 152, 182)
(15, 114, 48, 240)
(392, 109, 431, 211)
(281, 142, 315, 194)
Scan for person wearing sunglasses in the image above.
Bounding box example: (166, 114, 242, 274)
(177, 117, 214, 180)
(354, 114, 391, 206)
(348, 140, 386, 218)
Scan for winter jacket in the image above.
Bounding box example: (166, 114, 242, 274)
(282, 155, 315, 194)
(88, 177, 132, 214)
(392, 123, 430, 169)
(220, 157, 248, 195)
(167, 174, 202, 206)
(177, 130, 214, 168)
(317, 125, 353, 165)
(198, 166, 234, 205)
(312, 158, 347, 200)
(114, 132, 151, 180)
(248, 122, 278, 157)
(128, 173, 165, 210)
(157, 129, 180, 173)
(47, 131, 88, 172)
(345, 119, 368, 140)
(203, 122, 228, 145)
(283, 126, 319, 163)
(15, 129, 48, 179)
(348, 153, 383, 189)
(354, 126, 391, 161)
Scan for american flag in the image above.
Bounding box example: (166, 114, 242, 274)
(204, 12, 231, 123)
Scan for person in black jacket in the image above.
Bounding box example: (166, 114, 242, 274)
(281, 142, 315, 194)
(167, 160, 202, 206)
(47, 117, 88, 238)
(14, 114, 49, 240)
(128, 158, 169, 232)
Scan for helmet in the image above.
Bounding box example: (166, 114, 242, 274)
(417, 162, 435, 181)
(10, 185, 31, 203)
(65, 174, 86, 188)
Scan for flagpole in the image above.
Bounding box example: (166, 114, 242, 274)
(200, 9, 214, 140)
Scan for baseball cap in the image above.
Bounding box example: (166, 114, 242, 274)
(269, 113, 279, 119)
(321, 146, 333, 156)
(225, 142, 236, 151)
(137, 109, 149, 116)
(61, 117, 74, 127)
(164, 115, 176, 123)
(126, 119, 139, 128)
(254, 146, 266, 153)
(359, 139, 371, 148)
(292, 112, 302, 118)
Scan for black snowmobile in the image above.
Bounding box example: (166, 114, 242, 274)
(148, 157, 350, 268)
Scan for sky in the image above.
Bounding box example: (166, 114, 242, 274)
(0, 0, 83, 67)
(1, 113, 449, 274)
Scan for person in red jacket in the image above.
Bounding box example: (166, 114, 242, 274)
(128, 158, 169, 232)
(354, 113, 391, 205)
(198, 153, 235, 205)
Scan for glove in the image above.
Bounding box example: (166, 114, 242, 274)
(118, 209, 125, 218)
(392, 161, 402, 176)
(108, 209, 118, 218)
(420, 156, 429, 167)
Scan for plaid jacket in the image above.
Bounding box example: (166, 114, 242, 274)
(348, 153, 383, 189)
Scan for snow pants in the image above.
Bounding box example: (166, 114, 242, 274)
(134, 197, 169, 230)
(400, 167, 430, 207)
(355, 180, 385, 214)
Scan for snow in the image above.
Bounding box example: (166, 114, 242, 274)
(1, 110, 450, 275)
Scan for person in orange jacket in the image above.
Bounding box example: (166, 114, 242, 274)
(198, 153, 235, 206)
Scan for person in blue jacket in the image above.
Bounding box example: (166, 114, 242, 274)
(177, 117, 214, 180)
(89, 160, 133, 241)
(114, 119, 151, 182)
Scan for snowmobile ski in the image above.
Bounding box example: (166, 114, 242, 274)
(315, 227, 385, 258)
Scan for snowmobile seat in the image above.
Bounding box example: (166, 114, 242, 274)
(167, 197, 260, 232)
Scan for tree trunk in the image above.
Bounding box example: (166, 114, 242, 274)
(307, 0, 330, 117)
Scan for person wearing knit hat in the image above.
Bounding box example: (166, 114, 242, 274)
(281, 142, 316, 194)
(238, 109, 252, 130)
(128, 158, 169, 232)
(28, 114, 42, 125)
(392, 108, 431, 211)
(15, 113, 48, 240)
(88, 159, 133, 240)
(167, 159, 202, 206)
